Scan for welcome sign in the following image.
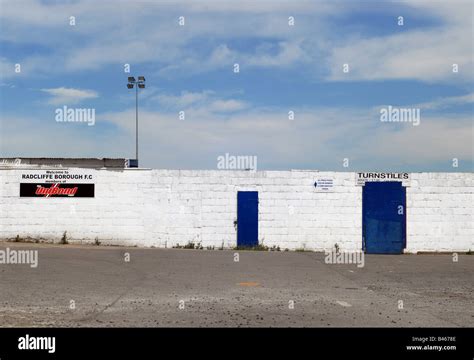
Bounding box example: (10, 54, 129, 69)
(19, 170, 95, 198)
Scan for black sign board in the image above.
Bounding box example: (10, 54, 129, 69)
(20, 183, 95, 198)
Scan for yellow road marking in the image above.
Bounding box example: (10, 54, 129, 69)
(237, 282, 260, 287)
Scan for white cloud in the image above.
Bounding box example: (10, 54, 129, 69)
(0, 114, 118, 158)
(40, 87, 99, 105)
(155, 91, 214, 108)
(208, 99, 248, 112)
(0, 57, 15, 80)
(0, 1, 329, 77)
(326, 2, 473, 82)
(362, 118, 473, 165)
(153, 90, 247, 112)
(2, 97, 471, 171)
(2, 1, 471, 84)
(246, 40, 309, 67)
(95, 99, 472, 170)
(414, 93, 474, 110)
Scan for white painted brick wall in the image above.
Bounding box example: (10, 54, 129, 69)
(0, 168, 472, 252)
(406, 173, 474, 253)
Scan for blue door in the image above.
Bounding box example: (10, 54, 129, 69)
(237, 191, 259, 247)
(363, 182, 406, 254)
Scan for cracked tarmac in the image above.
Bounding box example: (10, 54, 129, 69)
(0, 242, 472, 327)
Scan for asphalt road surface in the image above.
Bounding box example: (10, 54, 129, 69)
(0, 242, 472, 327)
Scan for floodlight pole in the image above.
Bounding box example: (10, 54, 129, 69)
(135, 82, 138, 163)
(127, 76, 145, 165)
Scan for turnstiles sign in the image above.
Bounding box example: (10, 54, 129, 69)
(356, 172, 410, 186)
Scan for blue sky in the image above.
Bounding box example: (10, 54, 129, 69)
(0, 0, 472, 171)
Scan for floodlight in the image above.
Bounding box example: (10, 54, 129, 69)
(126, 75, 147, 164)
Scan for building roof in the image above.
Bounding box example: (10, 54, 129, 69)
(0, 157, 132, 169)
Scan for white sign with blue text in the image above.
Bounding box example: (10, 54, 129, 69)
(314, 178, 334, 191)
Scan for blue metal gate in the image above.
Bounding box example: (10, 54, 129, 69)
(363, 182, 406, 254)
(237, 191, 258, 247)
